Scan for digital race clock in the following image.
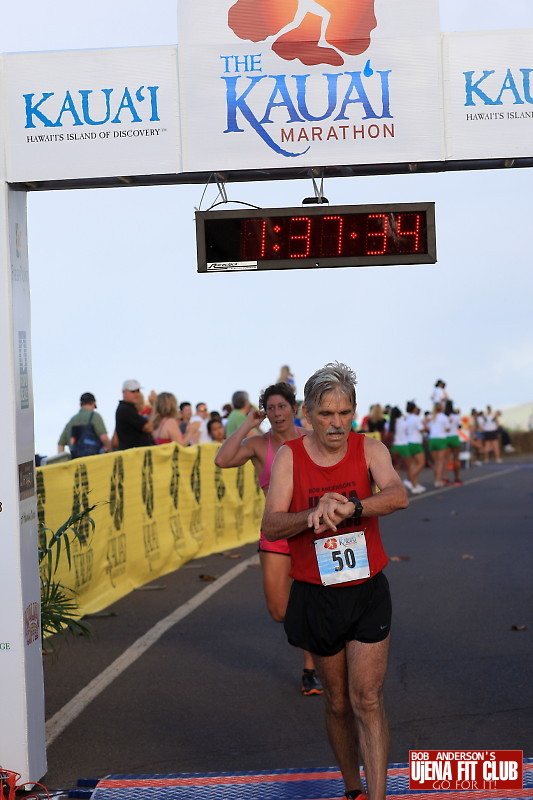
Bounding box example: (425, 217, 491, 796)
(196, 203, 436, 273)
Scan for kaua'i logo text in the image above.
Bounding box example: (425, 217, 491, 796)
(236, 465, 245, 501)
(215, 464, 226, 502)
(228, 0, 376, 67)
(23, 85, 160, 129)
(463, 67, 533, 119)
(142, 450, 154, 518)
(170, 446, 180, 509)
(72, 463, 92, 544)
(191, 450, 202, 504)
(221, 0, 393, 157)
(109, 456, 125, 530)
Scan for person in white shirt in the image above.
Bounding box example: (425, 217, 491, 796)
(480, 405, 502, 464)
(389, 406, 413, 490)
(405, 401, 427, 494)
(430, 379, 448, 406)
(444, 400, 463, 485)
(189, 402, 211, 444)
(427, 402, 450, 487)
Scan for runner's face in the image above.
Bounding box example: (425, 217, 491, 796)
(305, 390, 355, 451)
(265, 394, 295, 432)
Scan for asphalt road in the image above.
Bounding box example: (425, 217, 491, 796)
(41, 457, 533, 792)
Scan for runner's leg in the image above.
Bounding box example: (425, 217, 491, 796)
(312, 649, 364, 795)
(346, 636, 390, 800)
(259, 550, 316, 671)
(259, 550, 291, 622)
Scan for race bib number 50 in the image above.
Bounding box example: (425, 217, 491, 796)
(315, 531, 370, 586)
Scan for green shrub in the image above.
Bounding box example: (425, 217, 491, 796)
(39, 506, 96, 644)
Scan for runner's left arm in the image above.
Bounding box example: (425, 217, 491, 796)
(358, 437, 409, 517)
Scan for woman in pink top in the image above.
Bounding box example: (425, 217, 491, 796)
(152, 392, 190, 446)
(215, 382, 322, 695)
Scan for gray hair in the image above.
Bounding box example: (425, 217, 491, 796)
(304, 362, 357, 412)
(231, 390, 249, 409)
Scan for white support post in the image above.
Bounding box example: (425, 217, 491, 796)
(0, 181, 47, 782)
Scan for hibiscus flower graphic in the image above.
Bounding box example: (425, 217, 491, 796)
(323, 537, 338, 550)
(228, 0, 377, 67)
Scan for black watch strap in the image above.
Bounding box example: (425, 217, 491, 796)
(347, 495, 364, 521)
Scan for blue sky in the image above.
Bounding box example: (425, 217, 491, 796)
(2, 0, 533, 453)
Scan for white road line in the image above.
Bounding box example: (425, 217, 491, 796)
(408, 466, 520, 501)
(45, 553, 260, 747)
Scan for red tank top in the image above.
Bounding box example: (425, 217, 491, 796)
(285, 432, 388, 586)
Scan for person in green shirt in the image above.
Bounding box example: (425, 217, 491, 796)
(58, 392, 110, 455)
(226, 390, 262, 437)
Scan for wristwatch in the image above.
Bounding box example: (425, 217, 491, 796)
(347, 495, 364, 522)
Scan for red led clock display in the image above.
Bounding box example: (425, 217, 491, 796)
(196, 203, 436, 273)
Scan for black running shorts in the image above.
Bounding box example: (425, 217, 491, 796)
(284, 571, 392, 657)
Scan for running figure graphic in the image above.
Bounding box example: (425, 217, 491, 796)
(228, 0, 377, 66)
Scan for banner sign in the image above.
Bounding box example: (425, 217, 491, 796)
(38, 443, 264, 618)
(409, 750, 523, 793)
(444, 31, 533, 160)
(3, 16, 533, 182)
(3, 47, 181, 182)
(177, 0, 444, 172)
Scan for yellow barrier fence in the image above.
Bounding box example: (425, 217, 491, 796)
(37, 444, 264, 617)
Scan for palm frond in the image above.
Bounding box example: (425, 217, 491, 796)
(39, 505, 97, 644)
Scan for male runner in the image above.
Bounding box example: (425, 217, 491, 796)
(262, 363, 408, 800)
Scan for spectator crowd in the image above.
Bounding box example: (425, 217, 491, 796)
(57, 372, 515, 495)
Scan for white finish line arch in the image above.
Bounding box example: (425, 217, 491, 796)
(0, 182, 46, 782)
(1, 0, 533, 780)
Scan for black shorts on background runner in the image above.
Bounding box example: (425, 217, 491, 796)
(284, 571, 392, 657)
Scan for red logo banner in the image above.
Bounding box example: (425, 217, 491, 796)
(409, 750, 523, 792)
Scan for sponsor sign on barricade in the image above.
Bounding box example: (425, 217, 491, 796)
(37, 444, 264, 619)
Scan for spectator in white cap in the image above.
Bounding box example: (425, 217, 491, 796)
(115, 379, 154, 449)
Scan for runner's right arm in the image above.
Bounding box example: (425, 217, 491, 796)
(262, 445, 312, 540)
(215, 409, 266, 468)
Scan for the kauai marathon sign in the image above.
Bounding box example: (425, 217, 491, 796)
(2, 0, 533, 182)
(177, 0, 445, 171)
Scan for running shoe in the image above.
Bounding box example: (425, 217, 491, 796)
(434, 481, 444, 488)
(403, 479, 413, 490)
(454, 480, 463, 486)
(301, 669, 323, 696)
(411, 484, 426, 494)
